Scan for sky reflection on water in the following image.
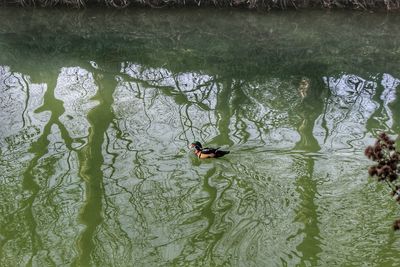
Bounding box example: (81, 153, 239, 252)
(1, 8, 400, 267)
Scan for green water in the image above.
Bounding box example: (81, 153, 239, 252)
(1, 7, 400, 266)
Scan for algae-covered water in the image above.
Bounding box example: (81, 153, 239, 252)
(1, 8, 400, 266)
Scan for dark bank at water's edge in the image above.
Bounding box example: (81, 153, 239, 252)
(2, 0, 400, 11)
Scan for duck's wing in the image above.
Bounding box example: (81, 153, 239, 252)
(201, 147, 220, 154)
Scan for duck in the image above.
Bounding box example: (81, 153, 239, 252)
(189, 141, 230, 159)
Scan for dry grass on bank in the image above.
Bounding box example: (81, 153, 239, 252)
(2, 0, 400, 10)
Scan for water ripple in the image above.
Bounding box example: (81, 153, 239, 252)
(2, 10, 400, 266)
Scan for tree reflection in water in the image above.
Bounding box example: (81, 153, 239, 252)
(1, 60, 400, 265)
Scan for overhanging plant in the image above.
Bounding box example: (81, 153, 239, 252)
(365, 133, 400, 230)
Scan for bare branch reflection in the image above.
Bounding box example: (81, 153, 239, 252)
(1, 58, 400, 266)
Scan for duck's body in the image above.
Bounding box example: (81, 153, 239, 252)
(190, 142, 230, 159)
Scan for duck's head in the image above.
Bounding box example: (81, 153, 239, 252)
(189, 141, 202, 150)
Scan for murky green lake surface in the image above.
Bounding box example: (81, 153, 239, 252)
(1, 7, 400, 266)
